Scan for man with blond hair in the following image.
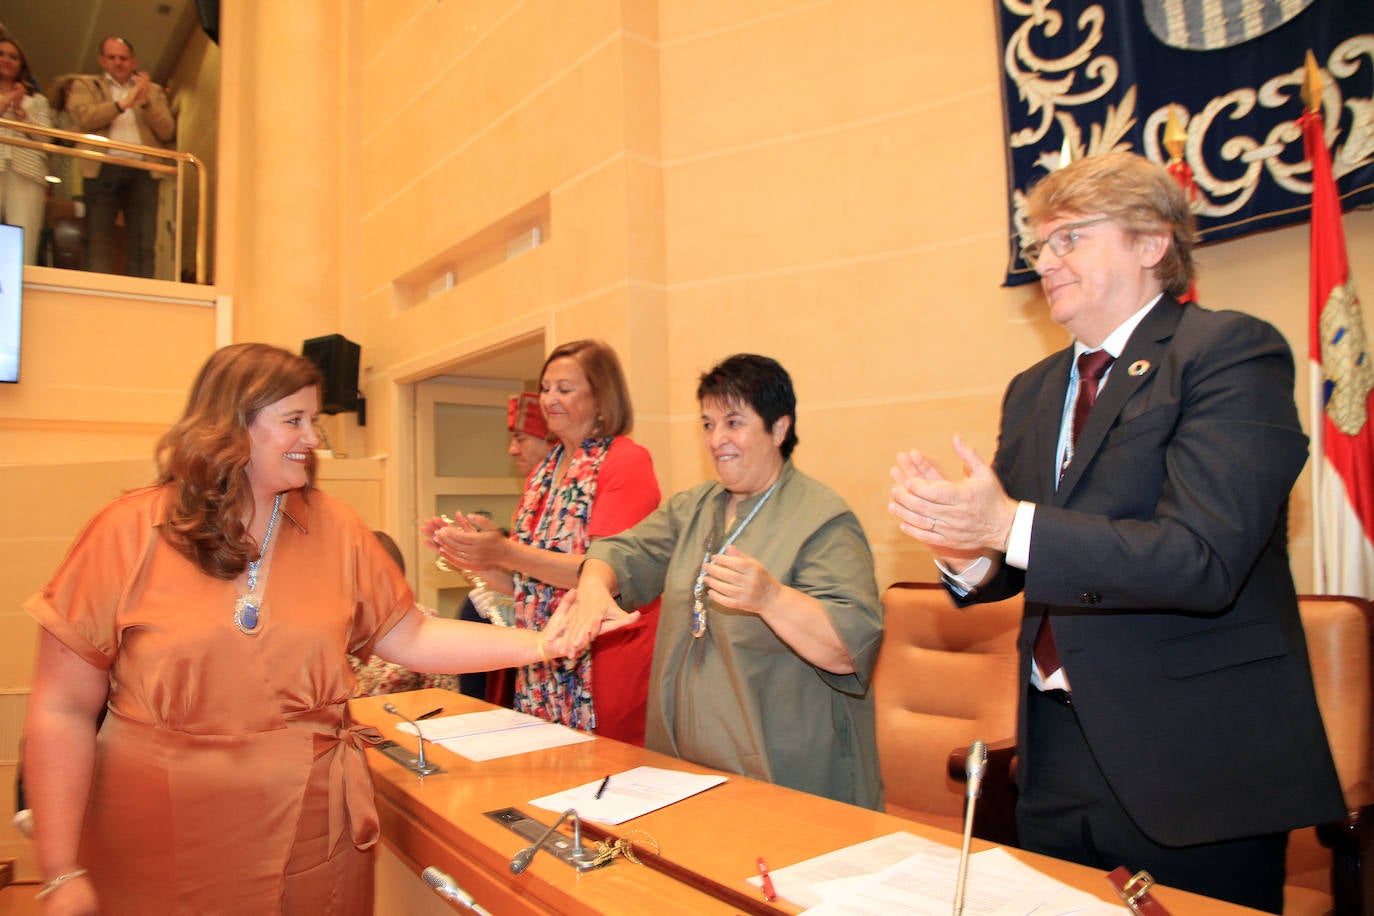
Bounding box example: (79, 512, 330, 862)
(891, 151, 1343, 910)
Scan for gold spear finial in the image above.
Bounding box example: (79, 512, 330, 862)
(1301, 50, 1323, 113)
(1058, 134, 1074, 170)
(1163, 106, 1186, 163)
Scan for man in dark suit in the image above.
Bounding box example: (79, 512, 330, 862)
(889, 151, 1344, 911)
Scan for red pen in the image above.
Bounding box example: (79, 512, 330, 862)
(756, 857, 777, 902)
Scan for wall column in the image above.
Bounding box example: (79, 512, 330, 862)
(217, 0, 345, 346)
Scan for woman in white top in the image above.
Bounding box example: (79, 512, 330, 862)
(0, 36, 51, 265)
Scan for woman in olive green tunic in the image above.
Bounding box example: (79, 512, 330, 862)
(563, 354, 883, 809)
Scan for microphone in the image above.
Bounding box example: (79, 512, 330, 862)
(509, 808, 591, 873)
(965, 737, 989, 799)
(383, 703, 440, 776)
(953, 739, 988, 916)
(420, 866, 495, 916)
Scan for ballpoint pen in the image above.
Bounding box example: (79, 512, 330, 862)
(756, 857, 776, 902)
(416, 707, 445, 720)
(593, 774, 611, 799)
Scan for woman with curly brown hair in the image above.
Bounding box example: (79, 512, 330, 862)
(20, 343, 625, 915)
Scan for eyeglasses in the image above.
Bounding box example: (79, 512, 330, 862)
(1022, 217, 1112, 266)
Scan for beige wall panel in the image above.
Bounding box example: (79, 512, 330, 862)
(658, 2, 995, 160)
(622, 31, 663, 159)
(360, 184, 428, 292)
(0, 460, 157, 538)
(658, 0, 832, 39)
(362, 0, 429, 59)
(661, 257, 1033, 413)
(661, 101, 1007, 284)
(361, 3, 624, 219)
(410, 55, 628, 251)
(0, 293, 212, 425)
(623, 284, 670, 411)
(625, 151, 666, 283)
(0, 428, 166, 467)
(1, 614, 40, 687)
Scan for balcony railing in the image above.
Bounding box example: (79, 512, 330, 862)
(0, 116, 208, 284)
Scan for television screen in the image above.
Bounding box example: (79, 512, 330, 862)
(0, 224, 21, 383)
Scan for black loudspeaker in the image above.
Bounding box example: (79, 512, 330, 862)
(195, 0, 220, 43)
(302, 334, 360, 415)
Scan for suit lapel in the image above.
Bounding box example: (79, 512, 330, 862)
(1055, 296, 1187, 499)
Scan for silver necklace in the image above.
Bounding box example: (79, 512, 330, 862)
(234, 493, 282, 636)
(691, 475, 782, 638)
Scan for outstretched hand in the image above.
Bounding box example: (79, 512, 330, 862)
(888, 436, 1017, 556)
(544, 587, 640, 659)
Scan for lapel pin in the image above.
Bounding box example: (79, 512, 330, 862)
(1127, 359, 1151, 377)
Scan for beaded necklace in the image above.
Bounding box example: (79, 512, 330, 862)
(691, 475, 782, 638)
(233, 493, 282, 636)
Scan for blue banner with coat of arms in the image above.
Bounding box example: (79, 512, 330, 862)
(997, 0, 1374, 286)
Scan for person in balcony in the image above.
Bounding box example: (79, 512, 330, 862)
(65, 36, 175, 279)
(0, 35, 52, 265)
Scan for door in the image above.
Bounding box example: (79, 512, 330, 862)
(414, 378, 530, 616)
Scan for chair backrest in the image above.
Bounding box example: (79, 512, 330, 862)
(1285, 594, 1374, 906)
(873, 582, 1023, 824)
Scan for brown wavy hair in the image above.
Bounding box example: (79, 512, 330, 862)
(541, 339, 633, 438)
(156, 343, 322, 579)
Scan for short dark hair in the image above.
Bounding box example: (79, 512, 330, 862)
(697, 354, 798, 459)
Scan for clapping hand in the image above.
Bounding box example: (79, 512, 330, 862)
(888, 436, 1017, 558)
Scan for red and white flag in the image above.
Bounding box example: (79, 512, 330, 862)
(1303, 104, 1374, 598)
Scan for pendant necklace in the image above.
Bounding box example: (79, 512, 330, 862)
(691, 475, 782, 638)
(234, 493, 283, 636)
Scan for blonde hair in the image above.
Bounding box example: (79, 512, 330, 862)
(1025, 151, 1197, 297)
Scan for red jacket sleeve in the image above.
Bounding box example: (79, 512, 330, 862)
(587, 437, 661, 538)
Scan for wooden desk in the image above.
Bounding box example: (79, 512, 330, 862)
(354, 689, 1258, 915)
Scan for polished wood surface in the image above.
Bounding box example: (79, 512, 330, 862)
(354, 689, 1260, 915)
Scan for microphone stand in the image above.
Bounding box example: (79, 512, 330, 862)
(509, 808, 592, 873)
(383, 703, 442, 776)
(953, 739, 988, 916)
(420, 866, 495, 916)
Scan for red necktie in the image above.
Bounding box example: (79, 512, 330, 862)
(1036, 349, 1115, 680)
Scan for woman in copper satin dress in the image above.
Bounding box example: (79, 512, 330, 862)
(20, 344, 619, 915)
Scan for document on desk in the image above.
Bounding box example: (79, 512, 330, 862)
(396, 708, 593, 761)
(748, 833, 1123, 915)
(528, 765, 728, 825)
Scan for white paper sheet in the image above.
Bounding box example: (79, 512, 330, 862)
(396, 708, 593, 761)
(744, 833, 1124, 916)
(528, 765, 728, 825)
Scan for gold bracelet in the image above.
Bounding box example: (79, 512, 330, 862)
(35, 868, 88, 900)
(537, 636, 550, 664)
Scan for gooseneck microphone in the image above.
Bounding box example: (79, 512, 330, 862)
(509, 808, 591, 873)
(953, 739, 988, 916)
(383, 703, 440, 776)
(420, 866, 494, 916)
